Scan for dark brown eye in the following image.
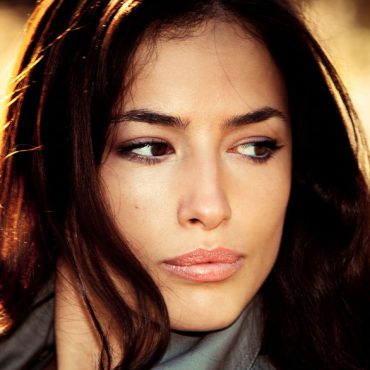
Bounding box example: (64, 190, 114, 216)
(119, 140, 174, 158)
(230, 139, 281, 162)
(149, 142, 172, 156)
(253, 144, 270, 157)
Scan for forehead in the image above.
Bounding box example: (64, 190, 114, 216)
(123, 20, 287, 121)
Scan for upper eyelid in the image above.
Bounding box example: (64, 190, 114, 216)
(117, 135, 278, 144)
(231, 135, 279, 144)
(117, 137, 168, 145)
(234, 139, 281, 147)
(114, 136, 282, 152)
(116, 139, 173, 156)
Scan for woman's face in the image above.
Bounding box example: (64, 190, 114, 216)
(100, 20, 292, 331)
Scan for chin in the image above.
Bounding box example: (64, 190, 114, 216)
(167, 295, 248, 332)
(160, 272, 263, 333)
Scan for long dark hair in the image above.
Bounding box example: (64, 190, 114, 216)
(1, 0, 369, 369)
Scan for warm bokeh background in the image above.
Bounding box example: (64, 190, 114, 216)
(0, 0, 370, 139)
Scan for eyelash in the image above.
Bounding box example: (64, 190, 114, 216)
(115, 138, 283, 165)
(230, 139, 283, 163)
(116, 139, 172, 165)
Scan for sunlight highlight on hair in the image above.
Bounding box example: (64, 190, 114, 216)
(0, 303, 12, 336)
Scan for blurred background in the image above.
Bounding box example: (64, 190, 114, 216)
(0, 0, 370, 139)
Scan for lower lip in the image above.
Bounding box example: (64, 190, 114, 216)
(161, 257, 244, 282)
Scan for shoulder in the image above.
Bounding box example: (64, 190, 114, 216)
(0, 281, 55, 370)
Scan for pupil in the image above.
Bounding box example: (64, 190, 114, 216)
(152, 143, 168, 156)
(254, 145, 268, 156)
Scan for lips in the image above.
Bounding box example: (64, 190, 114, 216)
(161, 247, 244, 282)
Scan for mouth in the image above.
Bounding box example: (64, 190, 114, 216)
(161, 247, 244, 282)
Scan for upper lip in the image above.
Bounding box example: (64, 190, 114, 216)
(163, 247, 241, 266)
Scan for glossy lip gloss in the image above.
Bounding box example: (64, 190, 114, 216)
(161, 247, 244, 282)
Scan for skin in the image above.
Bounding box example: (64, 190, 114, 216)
(55, 19, 292, 369)
(101, 20, 292, 331)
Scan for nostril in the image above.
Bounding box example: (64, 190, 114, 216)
(189, 218, 199, 224)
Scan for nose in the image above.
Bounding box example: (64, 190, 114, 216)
(177, 159, 232, 230)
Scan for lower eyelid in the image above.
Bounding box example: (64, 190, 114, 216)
(118, 151, 162, 165)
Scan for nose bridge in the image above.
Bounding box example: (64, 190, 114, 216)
(177, 152, 232, 230)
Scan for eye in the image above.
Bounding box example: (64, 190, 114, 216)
(229, 139, 282, 163)
(116, 139, 174, 164)
(130, 142, 171, 156)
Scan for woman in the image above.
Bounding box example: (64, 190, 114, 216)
(0, 0, 369, 369)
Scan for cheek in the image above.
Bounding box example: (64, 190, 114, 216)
(234, 159, 291, 222)
(233, 185, 288, 295)
(234, 162, 291, 258)
(100, 165, 172, 247)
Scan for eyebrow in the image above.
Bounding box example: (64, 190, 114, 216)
(114, 109, 188, 129)
(113, 106, 287, 130)
(224, 107, 287, 128)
